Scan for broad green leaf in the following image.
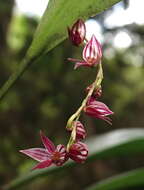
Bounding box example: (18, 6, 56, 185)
(0, 0, 122, 100)
(26, 0, 122, 59)
(88, 128, 144, 159)
(85, 168, 144, 190)
(3, 128, 144, 190)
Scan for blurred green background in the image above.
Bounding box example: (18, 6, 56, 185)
(0, 0, 144, 189)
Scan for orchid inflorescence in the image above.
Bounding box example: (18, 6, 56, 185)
(20, 19, 114, 170)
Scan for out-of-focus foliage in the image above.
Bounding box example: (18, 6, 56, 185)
(0, 0, 144, 190)
(86, 168, 144, 190)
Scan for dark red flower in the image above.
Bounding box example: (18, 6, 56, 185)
(68, 35, 102, 69)
(68, 141, 88, 163)
(68, 19, 86, 46)
(67, 121, 86, 140)
(20, 131, 68, 170)
(86, 84, 102, 98)
(84, 97, 114, 125)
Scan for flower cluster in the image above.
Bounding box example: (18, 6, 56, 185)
(20, 19, 113, 170)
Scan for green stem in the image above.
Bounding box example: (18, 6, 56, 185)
(0, 57, 34, 100)
(66, 63, 103, 129)
(66, 63, 103, 149)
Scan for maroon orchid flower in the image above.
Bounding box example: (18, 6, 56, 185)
(68, 35, 102, 69)
(69, 141, 88, 163)
(68, 19, 86, 46)
(86, 84, 102, 99)
(20, 131, 68, 170)
(84, 97, 114, 125)
(67, 121, 86, 140)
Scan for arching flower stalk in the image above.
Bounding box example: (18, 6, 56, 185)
(20, 19, 114, 169)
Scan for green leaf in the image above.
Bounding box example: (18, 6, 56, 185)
(26, 0, 122, 59)
(3, 128, 144, 190)
(85, 168, 144, 190)
(87, 128, 144, 159)
(0, 0, 122, 100)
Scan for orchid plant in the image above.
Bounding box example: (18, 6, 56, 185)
(20, 19, 113, 169)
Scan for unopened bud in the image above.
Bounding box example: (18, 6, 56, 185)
(67, 121, 86, 140)
(86, 84, 102, 98)
(68, 19, 86, 46)
(68, 141, 88, 163)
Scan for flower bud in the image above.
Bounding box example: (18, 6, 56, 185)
(86, 84, 102, 98)
(84, 97, 114, 125)
(68, 19, 86, 46)
(68, 141, 88, 163)
(67, 121, 86, 140)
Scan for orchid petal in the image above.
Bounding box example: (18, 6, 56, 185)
(32, 159, 52, 170)
(94, 101, 114, 115)
(87, 98, 114, 115)
(68, 57, 91, 69)
(40, 131, 55, 153)
(83, 35, 102, 65)
(74, 61, 91, 69)
(20, 148, 50, 162)
(84, 97, 114, 124)
(67, 58, 83, 63)
(101, 116, 112, 125)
